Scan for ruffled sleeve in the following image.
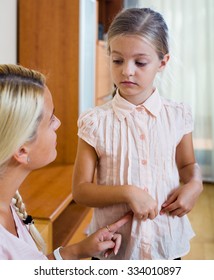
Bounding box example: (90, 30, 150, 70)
(77, 109, 99, 148)
(183, 103, 194, 134)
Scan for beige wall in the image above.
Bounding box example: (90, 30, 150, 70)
(0, 0, 17, 63)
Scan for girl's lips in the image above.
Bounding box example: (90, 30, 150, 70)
(121, 81, 137, 85)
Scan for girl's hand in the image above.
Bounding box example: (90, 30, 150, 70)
(127, 186, 158, 220)
(62, 211, 133, 259)
(160, 181, 202, 217)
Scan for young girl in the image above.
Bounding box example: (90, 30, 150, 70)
(72, 8, 203, 260)
(0, 64, 132, 260)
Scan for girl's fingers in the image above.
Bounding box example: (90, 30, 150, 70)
(161, 191, 177, 208)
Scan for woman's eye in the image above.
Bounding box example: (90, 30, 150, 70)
(136, 61, 147, 67)
(51, 115, 56, 122)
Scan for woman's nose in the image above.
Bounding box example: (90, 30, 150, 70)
(55, 116, 61, 130)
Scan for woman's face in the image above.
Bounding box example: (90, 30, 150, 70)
(27, 86, 61, 169)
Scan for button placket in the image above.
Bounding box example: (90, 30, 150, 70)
(138, 119, 147, 167)
(135, 112, 148, 186)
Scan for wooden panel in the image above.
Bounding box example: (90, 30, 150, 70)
(18, 0, 79, 164)
(53, 202, 90, 250)
(67, 209, 93, 245)
(67, 208, 93, 260)
(19, 165, 73, 221)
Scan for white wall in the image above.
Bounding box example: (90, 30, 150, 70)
(0, 0, 17, 63)
(78, 0, 97, 114)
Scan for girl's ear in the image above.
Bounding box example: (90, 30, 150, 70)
(13, 146, 29, 165)
(158, 53, 170, 72)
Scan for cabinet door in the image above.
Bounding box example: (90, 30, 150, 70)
(18, 0, 79, 164)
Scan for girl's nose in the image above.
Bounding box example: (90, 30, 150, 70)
(122, 62, 134, 77)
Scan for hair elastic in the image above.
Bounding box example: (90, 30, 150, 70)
(23, 215, 34, 225)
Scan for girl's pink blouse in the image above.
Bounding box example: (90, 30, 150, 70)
(0, 205, 47, 260)
(78, 89, 195, 260)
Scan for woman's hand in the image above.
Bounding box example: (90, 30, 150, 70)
(60, 211, 133, 259)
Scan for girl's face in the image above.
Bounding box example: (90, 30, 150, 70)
(26, 86, 61, 169)
(109, 35, 169, 105)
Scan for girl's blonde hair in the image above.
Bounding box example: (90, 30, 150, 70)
(0, 64, 46, 252)
(107, 8, 169, 60)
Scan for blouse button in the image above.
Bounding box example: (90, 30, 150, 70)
(141, 159, 147, 165)
(136, 106, 144, 112)
(140, 134, 145, 140)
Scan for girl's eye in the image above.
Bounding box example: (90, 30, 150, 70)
(112, 59, 123, 65)
(136, 61, 147, 67)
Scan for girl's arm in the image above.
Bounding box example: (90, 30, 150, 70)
(160, 133, 203, 217)
(72, 138, 158, 220)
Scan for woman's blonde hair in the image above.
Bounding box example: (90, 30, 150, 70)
(0, 64, 46, 252)
(107, 8, 169, 60)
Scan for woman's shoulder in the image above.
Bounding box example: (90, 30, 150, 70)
(0, 224, 12, 258)
(0, 224, 47, 260)
(0, 225, 7, 259)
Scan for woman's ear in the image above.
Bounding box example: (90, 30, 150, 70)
(158, 53, 170, 72)
(13, 146, 29, 165)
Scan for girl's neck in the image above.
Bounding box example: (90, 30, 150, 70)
(118, 87, 155, 105)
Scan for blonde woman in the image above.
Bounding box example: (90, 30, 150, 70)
(0, 64, 132, 260)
